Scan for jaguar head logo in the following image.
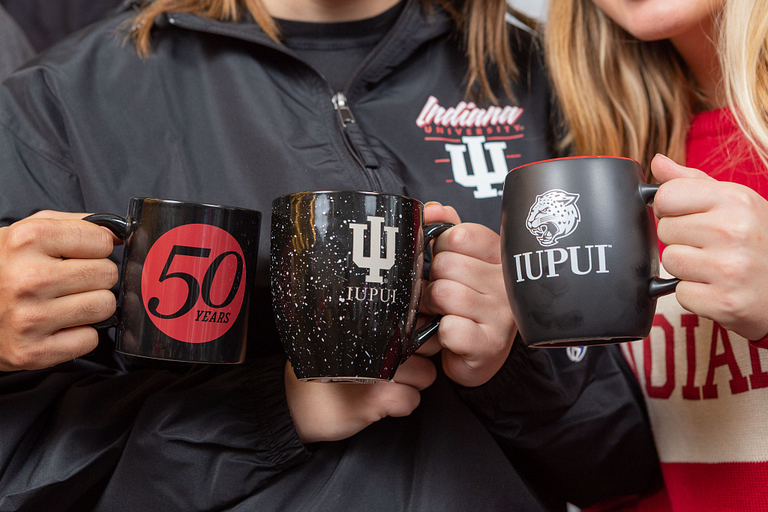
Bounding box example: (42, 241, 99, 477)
(526, 189, 581, 247)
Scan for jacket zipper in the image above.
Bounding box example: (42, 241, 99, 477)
(165, 14, 382, 191)
(324, 0, 417, 193)
(332, 93, 381, 190)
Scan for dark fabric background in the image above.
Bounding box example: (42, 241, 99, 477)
(0, 5, 34, 81)
(0, 0, 124, 52)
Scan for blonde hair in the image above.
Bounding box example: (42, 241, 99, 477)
(129, 0, 534, 102)
(545, 0, 768, 177)
(721, 0, 768, 170)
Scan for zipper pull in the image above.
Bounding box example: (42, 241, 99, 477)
(332, 92, 356, 127)
(331, 92, 380, 171)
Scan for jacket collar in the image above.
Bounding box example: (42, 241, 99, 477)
(136, 0, 454, 93)
(350, 0, 453, 94)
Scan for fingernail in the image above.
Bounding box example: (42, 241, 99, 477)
(424, 201, 442, 208)
(654, 153, 672, 162)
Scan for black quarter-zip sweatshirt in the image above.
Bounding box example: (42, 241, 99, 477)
(0, 1, 661, 510)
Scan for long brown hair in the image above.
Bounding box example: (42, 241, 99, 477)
(129, 0, 533, 102)
(545, 0, 768, 176)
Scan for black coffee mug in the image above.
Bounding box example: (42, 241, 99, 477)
(500, 156, 678, 347)
(85, 198, 261, 363)
(271, 191, 453, 382)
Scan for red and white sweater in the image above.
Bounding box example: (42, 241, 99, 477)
(619, 108, 768, 511)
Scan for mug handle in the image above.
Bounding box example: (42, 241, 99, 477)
(638, 184, 680, 299)
(83, 213, 132, 239)
(82, 213, 133, 329)
(403, 222, 455, 360)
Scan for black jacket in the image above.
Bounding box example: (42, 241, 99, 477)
(0, 0, 124, 53)
(0, 4, 34, 82)
(0, 1, 661, 510)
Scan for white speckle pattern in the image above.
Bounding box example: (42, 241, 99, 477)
(270, 191, 440, 382)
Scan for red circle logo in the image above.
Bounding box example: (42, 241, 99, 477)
(141, 224, 246, 343)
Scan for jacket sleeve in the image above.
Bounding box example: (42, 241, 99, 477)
(0, 66, 88, 224)
(0, 69, 309, 511)
(0, 5, 35, 83)
(453, 338, 662, 509)
(0, 355, 309, 512)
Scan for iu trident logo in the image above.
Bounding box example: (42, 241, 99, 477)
(444, 136, 510, 199)
(349, 216, 399, 284)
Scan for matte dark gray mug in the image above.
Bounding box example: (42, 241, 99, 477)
(500, 156, 678, 348)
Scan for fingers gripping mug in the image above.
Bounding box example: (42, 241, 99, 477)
(85, 198, 261, 363)
(270, 191, 453, 382)
(500, 156, 678, 348)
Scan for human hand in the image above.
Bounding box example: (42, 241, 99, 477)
(284, 354, 436, 443)
(652, 154, 768, 340)
(0, 211, 119, 370)
(417, 202, 516, 387)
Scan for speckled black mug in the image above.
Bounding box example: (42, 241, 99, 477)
(271, 191, 453, 382)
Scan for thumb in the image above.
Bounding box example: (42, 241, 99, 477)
(423, 201, 462, 225)
(651, 153, 711, 184)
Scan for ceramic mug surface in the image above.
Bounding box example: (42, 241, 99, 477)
(86, 197, 261, 363)
(500, 157, 677, 347)
(271, 190, 451, 382)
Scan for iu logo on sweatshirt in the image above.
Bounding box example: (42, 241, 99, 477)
(415, 95, 525, 199)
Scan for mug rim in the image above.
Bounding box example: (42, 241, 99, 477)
(271, 190, 422, 207)
(509, 155, 640, 175)
(131, 197, 262, 216)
